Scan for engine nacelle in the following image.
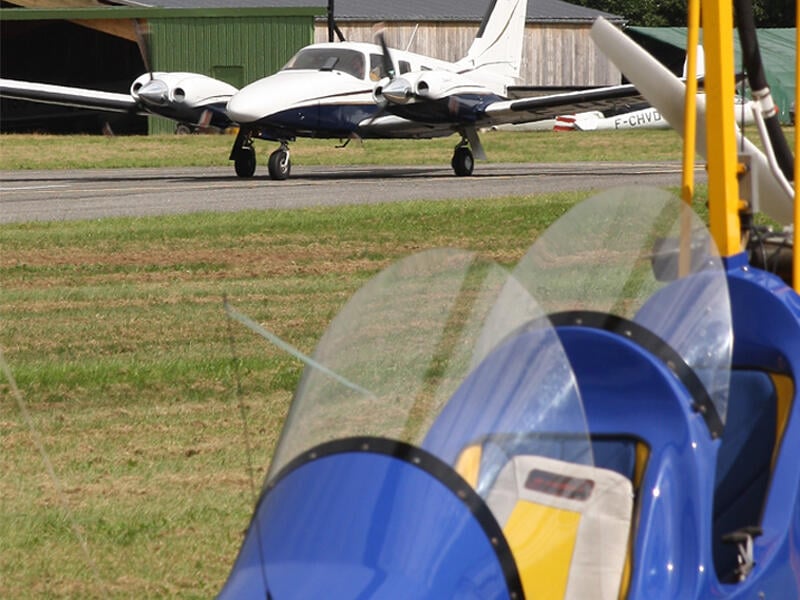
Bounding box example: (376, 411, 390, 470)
(130, 72, 238, 108)
(405, 70, 486, 102)
(372, 76, 391, 106)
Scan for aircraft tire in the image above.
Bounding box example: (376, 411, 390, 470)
(234, 147, 257, 178)
(451, 147, 474, 177)
(268, 149, 291, 181)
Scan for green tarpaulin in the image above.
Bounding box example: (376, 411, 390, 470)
(629, 27, 796, 123)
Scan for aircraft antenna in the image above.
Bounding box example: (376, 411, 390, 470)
(405, 24, 420, 52)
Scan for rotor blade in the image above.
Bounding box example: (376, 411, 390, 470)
(590, 17, 794, 225)
(133, 19, 154, 80)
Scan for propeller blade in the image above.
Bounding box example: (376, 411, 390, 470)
(377, 32, 396, 80)
(133, 19, 154, 81)
(590, 17, 794, 225)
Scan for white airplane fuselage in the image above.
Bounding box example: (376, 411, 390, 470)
(225, 41, 505, 140)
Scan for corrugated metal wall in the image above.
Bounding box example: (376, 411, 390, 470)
(317, 22, 622, 88)
(149, 15, 313, 133)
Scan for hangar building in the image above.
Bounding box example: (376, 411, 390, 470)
(0, 0, 625, 133)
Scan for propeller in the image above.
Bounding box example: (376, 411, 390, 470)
(376, 31, 396, 81)
(590, 17, 794, 225)
(364, 30, 401, 127)
(131, 18, 169, 106)
(133, 19, 154, 81)
(327, 0, 345, 42)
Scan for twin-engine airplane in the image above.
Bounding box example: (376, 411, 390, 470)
(0, 0, 644, 178)
(225, 0, 643, 179)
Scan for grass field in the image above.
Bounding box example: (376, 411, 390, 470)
(1, 128, 793, 170)
(0, 129, 692, 170)
(0, 127, 784, 596)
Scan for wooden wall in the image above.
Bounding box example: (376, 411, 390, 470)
(315, 22, 623, 87)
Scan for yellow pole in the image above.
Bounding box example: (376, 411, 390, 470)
(680, 0, 701, 276)
(794, 5, 799, 292)
(682, 0, 701, 200)
(702, 0, 742, 257)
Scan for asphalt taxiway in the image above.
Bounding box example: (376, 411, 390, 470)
(0, 162, 702, 224)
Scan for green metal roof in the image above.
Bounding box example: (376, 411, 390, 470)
(0, 6, 324, 20)
(629, 26, 797, 122)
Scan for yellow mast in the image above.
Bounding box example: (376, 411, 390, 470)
(701, 0, 743, 257)
(795, 6, 799, 292)
(679, 0, 701, 276)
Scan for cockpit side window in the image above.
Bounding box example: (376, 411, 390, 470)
(399, 60, 412, 74)
(284, 48, 366, 80)
(369, 53, 391, 81)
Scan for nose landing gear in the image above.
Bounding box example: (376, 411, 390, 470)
(268, 143, 291, 180)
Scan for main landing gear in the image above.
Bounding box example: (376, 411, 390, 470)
(451, 128, 485, 177)
(451, 142, 474, 177)
(230, 130, 292, 180)
(234, 144, 257, 178)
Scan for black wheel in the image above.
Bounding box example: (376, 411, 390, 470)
(175, 123, 193, 135)
(451, 146, 474, 177)
(268, 148, 291, 180)
(234, 146, 256, 178)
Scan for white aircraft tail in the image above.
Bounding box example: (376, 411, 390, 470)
(456, 0, 527, 92)
(682, 45, 705, 80)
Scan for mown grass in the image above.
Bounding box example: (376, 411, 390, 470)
(1, 191, 597, 598)
(0, 129, 691, 170)
(0, 125, 769, 596)
(1, 127, 793, 170)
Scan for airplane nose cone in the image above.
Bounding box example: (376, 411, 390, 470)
(226, 89, 261, 123)
(137, 79, 169, 106)
(382, 78, 413, 104)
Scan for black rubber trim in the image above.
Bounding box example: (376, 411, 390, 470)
(264, 436, 526, 599)
(549, 310, 724, 439)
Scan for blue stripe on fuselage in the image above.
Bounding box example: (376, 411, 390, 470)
(251, 103, 380, 140)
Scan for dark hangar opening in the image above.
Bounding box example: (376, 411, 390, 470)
(1, 6, 147, 134)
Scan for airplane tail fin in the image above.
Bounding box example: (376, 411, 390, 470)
(457, 0, 527, 91)
(682, 45, 705, 80)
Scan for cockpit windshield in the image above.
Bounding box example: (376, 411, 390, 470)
(283, 47, 366, 79)
(265, 248, 593, 487)
(509, 186, 732, 425)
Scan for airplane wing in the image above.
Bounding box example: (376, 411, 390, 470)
(357, 114, 458, 139)
(0, 78, 143, 114)
(481, 83, 645, 125)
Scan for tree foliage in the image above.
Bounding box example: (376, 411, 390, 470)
(574, 0, 796, 27)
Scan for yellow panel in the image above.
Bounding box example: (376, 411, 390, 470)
(504, 501, 581, 600)
(619, 441, 650, 599)
(454, 444, 482, 488)
(770, 374, 795, 470)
